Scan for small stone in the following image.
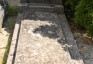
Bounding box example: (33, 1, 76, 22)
(92, 38, 93, 41)
(33, 50, 37, 55)
(41, 54, 44, 56)
(28, 30, 31, 33)
(48, 31, 53, 34)
(23, 29, 26, 31)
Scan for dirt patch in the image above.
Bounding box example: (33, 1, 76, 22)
(68, 20, 93, 64)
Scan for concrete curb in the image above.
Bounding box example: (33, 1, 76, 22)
(6, 13, 22, 64)
(58, 14, 84, 64)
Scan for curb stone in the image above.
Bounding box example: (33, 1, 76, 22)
(6, 13, 22, 64)
(58, 14, 84, 64)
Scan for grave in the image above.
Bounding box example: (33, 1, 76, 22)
(7, 0, 84, 64)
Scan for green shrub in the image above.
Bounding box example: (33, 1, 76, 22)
(6, 5, 18, 16)
(75, 0, 93, 35)
(63, 0, 80, 19)
(87, 25, 93, 35)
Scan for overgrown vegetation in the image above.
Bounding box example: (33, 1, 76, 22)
(63, 0, 93, 35)
(6, 5, 18, 16)
(63, 0, 80, 19)
(1, 5, 17, 64)
(75, 0, 93, 35)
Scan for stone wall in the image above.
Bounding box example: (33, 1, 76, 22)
(6, 0, 20, 6)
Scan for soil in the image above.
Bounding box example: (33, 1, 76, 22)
(68, 20, 93, 64)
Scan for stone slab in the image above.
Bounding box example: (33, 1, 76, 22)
(27, 5, 55, 12)
(14, 11, 72, 64)
(7, 12, 84, 64)
(6, 13, 23, 64)
(6, 0, 20, 6)
(7, 3, 84, 64)
(18, 3, 64, 14)
(18, 3, 28, 13)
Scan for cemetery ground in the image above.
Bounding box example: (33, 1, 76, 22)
(69, 20, 93, 64)
(0, 16, 16, 64)
(0, 13, 93, 64)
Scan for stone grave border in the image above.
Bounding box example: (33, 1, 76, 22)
(6, 0, 84, 64)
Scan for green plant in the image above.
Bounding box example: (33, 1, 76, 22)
(6, 5, 18, 16)
(63, 0, 80, 19)
(87, 25, 93, 35)
(75, 0, 93, 35)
